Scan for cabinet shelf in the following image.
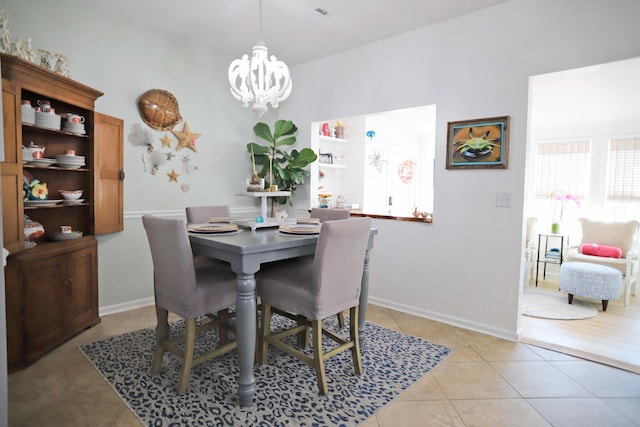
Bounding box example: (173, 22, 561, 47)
(23, 165, 91, 172)
(320, 163, 347, 169)
(22, 122, 90, 139)
(319, 135, 347, 143)
(24, 203, 89, 210)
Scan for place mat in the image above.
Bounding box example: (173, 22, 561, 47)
(208, 217, 233, 223)
(279, 224, 321, 235)
(296, 218, 320, 224)
(187, 223, 238, 234)
(209, 217, 253, 223)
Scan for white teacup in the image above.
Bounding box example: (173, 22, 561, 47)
(67, 114, 85, 124)
(37, 100, 52, 112)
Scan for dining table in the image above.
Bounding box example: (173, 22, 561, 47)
(188, 225, 377, 407)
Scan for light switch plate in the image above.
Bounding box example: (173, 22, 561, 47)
(496, 192, 512, 207)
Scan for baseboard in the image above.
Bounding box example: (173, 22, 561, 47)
(367, 296, 520, 342)
(99, 297, 154, 317)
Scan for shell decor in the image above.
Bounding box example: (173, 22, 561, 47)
(136, 89, 183, 131)
(127, 123, 155, 150)
(149, 150, 167, 175)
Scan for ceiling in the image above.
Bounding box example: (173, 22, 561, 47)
(92, 0, 509, 66)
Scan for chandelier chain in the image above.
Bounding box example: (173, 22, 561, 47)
(258, 0, 263, 40)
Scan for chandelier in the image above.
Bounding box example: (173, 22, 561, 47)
(228, 0, 292, 117)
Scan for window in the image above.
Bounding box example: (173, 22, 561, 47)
(531, 137, 640, 225)
(534, 141, 590, 201)
(607, 137, 640, 203)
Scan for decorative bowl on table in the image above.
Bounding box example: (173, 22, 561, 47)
(59, 189, 83, 200)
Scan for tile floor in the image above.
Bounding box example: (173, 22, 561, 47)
(7, 304, 640, 426)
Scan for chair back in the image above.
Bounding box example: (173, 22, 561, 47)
(526, 217, 537, 248)
(310, 207, 350, 222)
(311, 217, 371, 314)
(186, 205, 230, 224)
(142, 215, 198, 318)
(578, 218, 640, 254)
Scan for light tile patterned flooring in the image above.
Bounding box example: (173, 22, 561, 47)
(8, 304, 640, 426)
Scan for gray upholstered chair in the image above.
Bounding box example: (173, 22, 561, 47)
(142, 215, 237, 394)
(186, 205, 232, 269)
(310, 207, 350, 222)
(258, 217, 372, 395)
(185, 205, 230, 224)
(310, 207, 351, 326)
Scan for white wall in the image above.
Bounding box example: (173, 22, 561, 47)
(282, 0, 640, 340)
(1, 0, 640, 345)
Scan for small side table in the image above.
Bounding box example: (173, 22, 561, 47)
(535, 233, 567, 286)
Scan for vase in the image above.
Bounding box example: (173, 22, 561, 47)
(551, 222, 560, 234)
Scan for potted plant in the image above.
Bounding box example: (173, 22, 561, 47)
(247, 120, 317, 208)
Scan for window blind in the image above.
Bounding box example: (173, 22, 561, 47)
(534, 141, 590, 200)
(607, 137, 640, 203)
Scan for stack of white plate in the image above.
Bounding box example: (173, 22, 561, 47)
(62, 121, 85, 135)
(55, 154, 86, 169)
(28, 158, 57, 168)
(22, 104, 35, 125)
(35, 111, 61, 130)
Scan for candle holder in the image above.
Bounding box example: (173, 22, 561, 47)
(246, 177, 264, 192)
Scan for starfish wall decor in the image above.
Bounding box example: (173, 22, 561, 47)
(171, 121, 200, 152)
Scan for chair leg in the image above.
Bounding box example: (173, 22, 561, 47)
(311, 320, 328, 395)
(602, 300, 609, 311)
(259, 303, 272, 365)
(151, 306, 169, 374)
(337, 311, 345, 328)
(216, 309, 231, 345)
(177, 318, 196, 395)
(349, 306, 363, 376)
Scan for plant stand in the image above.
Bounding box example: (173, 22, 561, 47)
(235, 191, 295, 230)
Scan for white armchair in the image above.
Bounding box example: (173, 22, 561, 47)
(525, 217, 538, 284)
(566, 218, 640, 306)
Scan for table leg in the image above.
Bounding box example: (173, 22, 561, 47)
(358, 240, 373, 335)
(235, 272, 257, 407)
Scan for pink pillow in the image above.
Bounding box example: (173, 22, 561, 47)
(581, 243, 622, 258)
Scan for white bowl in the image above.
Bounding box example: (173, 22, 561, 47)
(59, 190, 83, 200)
(55, 154, 85, 160)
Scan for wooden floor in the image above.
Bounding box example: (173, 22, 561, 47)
(521, 276, 640, 374)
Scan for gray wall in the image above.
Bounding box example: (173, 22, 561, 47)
(1, 0, 639, 353)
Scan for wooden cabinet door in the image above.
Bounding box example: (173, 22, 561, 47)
(1, 79, 24, 253)
(22, 253, 66, 359)
(66, 241, 98, 333)
(94, 112, 124, 234)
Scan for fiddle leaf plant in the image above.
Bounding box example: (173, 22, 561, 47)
(247, 120, 317, 206)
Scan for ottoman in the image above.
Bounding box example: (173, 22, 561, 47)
(559, 262, 622, 311)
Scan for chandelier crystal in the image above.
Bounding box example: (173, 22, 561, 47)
(228, 0, 292, 117)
